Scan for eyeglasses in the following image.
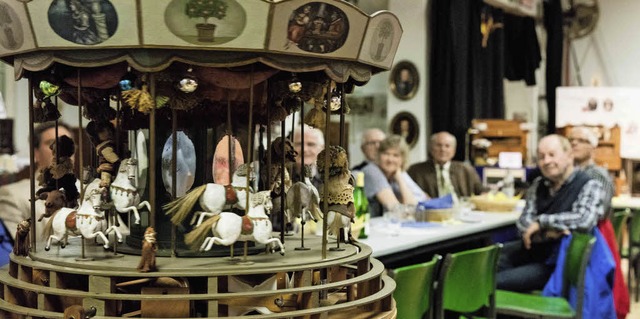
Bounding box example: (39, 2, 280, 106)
(568, 137, 591, 145)
(364, 141, 381, 146)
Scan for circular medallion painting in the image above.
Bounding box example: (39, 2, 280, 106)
(286, 2, 349, 54)
(165, 0, 246, 45)
(0, 2, 24, 50)
(48, 0, 118, 45)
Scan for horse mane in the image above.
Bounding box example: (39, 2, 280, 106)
(250, 191, 271, 208)
(184, 215, 219, 250)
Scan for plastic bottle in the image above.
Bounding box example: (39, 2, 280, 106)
(354, 172, 370, 239)
(503, 169, 515, 198)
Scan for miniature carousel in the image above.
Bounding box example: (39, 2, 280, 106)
(0, 0, 402, 317)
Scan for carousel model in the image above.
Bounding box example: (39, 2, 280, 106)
(0, 0, 402, 317)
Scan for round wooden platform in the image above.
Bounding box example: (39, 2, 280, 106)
(0, 235, 396, 318)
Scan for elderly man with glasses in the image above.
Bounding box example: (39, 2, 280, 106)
(352, 128, 386, 171)
(568, 126, 615, 218)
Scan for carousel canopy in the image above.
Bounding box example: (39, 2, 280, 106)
(0, 0, 403, 84)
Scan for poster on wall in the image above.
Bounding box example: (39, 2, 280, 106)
(556, 87, 640, 159)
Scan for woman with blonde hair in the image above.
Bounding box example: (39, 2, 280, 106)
(361, 134, 427, 217)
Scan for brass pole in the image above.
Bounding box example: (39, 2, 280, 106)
(28, 78, 36, 251)
(148, 74, 156, 228)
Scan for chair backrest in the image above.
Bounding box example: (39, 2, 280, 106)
(562, 232, 596, 318)
(611, 209, 630, 248)
(391, 255, 442, 319)
(628, 209, 640, 245)
(436, 244, 502, 318)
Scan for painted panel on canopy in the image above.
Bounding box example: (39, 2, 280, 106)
(268, 0, 367, 60)
(0, 1, 36, 58)
(28, 0, 138, 48)
(142, 0, 267, 50)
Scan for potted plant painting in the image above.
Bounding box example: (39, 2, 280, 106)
(185, 0, 228, 42)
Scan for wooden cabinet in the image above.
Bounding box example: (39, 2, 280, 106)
(557, 125, 621, 171)
(470, 119, 528, 166)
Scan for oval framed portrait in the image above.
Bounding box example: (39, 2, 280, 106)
(389, 111, 419, 148)
(389, 60, 419, 100)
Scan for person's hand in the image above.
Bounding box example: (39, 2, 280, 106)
(393, 169, 404, 182)
(522, 222, 541, 250)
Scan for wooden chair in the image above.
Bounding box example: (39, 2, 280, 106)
(390, 255, 442, 319)
(434, 244, 502, 318)
(611, 209, 630, 258)
(495, 233, 596, 318)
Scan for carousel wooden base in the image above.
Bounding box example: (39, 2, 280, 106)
(0, 235, 396, 318)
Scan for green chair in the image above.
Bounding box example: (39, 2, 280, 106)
(611, 208, 630, 257)
(628, 209, 640, 302)
(434, 244, 502, 319)
(495, 232, 596, 318)
(390, 255, 442, 319)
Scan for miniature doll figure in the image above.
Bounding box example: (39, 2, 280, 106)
(86, 120, 121, 188)
(12, 219, 31, 257)
(36, 135, 79, 208)
(137, 227, 158, 272)
(316, 145, 355, 243)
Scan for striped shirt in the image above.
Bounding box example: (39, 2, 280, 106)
(517, 171, 603, 233)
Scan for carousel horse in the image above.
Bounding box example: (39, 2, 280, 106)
(285, 179, 322, 235)
(41, 189, 112, 251)
(110, 158, 150, 225)
(184, 191, 285, 255)
(163, 163, 256, 227)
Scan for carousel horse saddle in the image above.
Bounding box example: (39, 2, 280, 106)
(224, 185, 238, 204)
(65, 211, 78, 230)
(241, 215, 253, 235)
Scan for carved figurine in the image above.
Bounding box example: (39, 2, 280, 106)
(316, 145, 355, 244)
(86, 120, 121, 188)
(137, 227, 158, 272)
(36, 135, 79, 208)
(63, 305, 96, 319)
(12, 219, 31, 257)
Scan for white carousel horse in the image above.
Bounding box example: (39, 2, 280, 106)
(184, 191, 285, 255)
(41, 189, 112, 251)
(163, 163, 256, 226)
(110, 158, 150, 224)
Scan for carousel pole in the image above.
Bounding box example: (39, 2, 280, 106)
(225, 92, 237, 261)
(339, 83, 345, 147)
(295, 99, 310, 251)
(28, 78, 36, 252)
(321, 81, 331, 259)
(171, 107, 177, 257)
(75, 70, 92, 262)
(148, 73, 156, 229)
(227, 93, 234, 183)
(77, 71, 85, 201)
(242, 67, 256, 264)
(280, 119, 285, 244)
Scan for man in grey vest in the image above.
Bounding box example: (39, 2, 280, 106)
(497, 134, 604, 292)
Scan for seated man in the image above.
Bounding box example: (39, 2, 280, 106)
(0, 122, 74, 241)
(497, 134, 604, 292)
(407, 131, 482, 199)
(569, 126, 614, 218)
(352, 128, 386, 171)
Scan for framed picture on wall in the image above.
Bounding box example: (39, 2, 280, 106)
(389, 60, 419, 100)
(389, 111, 419, 148)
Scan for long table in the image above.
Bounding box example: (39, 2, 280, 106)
(360, 211, 520, 268)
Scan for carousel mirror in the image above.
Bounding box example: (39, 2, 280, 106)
(161, 131, 196, 197)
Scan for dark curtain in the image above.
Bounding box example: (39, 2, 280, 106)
(429, 0, 505, 161)
(544, 0, 564, 134)
(503, 14, 541, 86)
